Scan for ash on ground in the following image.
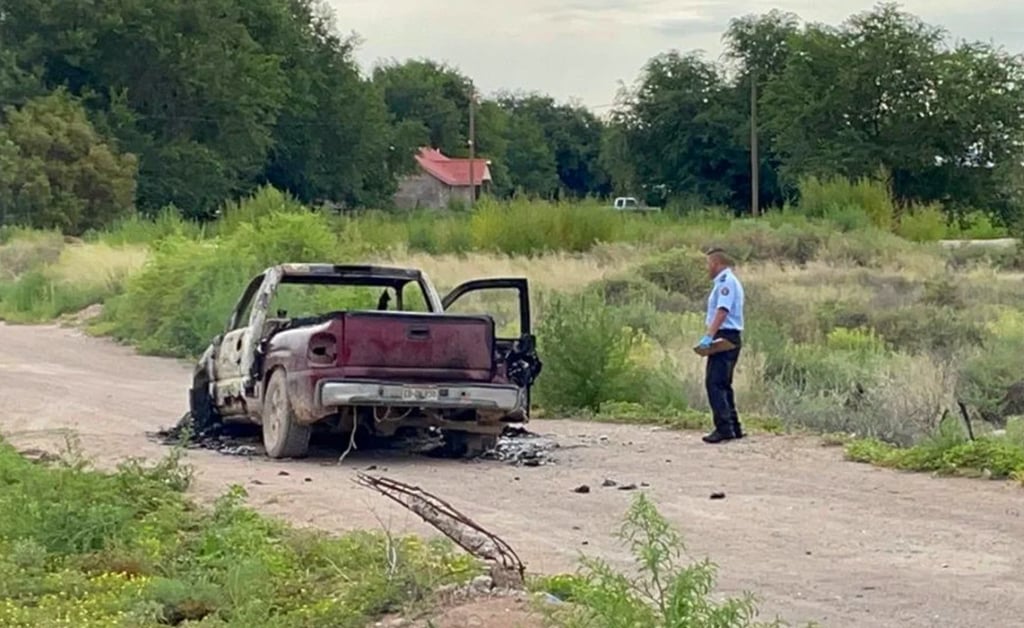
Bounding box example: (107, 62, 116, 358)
(152, 413, 264, 457)
(152, 415, 557, 465)
(479, 426, 558, 467)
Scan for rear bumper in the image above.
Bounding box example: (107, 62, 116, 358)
(317, 380, 524, 412)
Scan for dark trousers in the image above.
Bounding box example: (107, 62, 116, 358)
(705, 329, 742, 436)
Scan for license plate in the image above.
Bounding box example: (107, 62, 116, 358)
(402, 386, 439, 402)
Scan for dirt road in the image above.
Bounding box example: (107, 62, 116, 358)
(1, 323, 1021, 627)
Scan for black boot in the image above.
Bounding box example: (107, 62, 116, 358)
(702, 430, 734, 444)
(730, 417, 745, 439)
(702, 416, 736, 444)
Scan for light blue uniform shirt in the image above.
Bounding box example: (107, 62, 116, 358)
(705, 267, 744, 331)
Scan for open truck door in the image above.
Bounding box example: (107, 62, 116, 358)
(442, 278, 542, 407)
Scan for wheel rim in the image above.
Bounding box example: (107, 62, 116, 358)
(265, 378, 284, 449)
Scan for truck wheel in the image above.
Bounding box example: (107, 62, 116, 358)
(262, 369, 312, 459)
(443, 431, 498, 458)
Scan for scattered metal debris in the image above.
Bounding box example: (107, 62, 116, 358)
(478, 426, 559, 466)
(710, 492, 726, 500)
(355, 473, 525, 589)
(152, 413, 558, 466)
(573, 485, 591, 494)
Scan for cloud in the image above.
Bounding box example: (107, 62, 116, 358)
(326, 0, 1024, 109)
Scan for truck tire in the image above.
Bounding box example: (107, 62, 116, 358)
(443, 431, 498, 458)
(262, 369, 312, 459)
(188, 369, 220, 434)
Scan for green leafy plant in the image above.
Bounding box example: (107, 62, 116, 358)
(544, 493, 782, 627)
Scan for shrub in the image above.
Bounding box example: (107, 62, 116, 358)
(796, 174, 895, 230)
(102, 203, 347, 357)
(896, 203, 948, 242)
(469, 198, 619, 255)
(0, 270, 111, 322)
(867, 305, 985, 358)
(948, 211, 1009, 240)
(96, 207, 203, 245)
(534, 292, 686, 412)
(543, 493, 779, 627)
(955, 312, 1024, 424)
(635, 247, 708, 299)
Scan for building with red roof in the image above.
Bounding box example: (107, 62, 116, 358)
(393, 147, 492, 209)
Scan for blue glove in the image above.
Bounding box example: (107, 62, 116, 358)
(698, 334, 713, 349)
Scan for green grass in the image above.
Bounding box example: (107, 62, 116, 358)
(0, 437, 480, 627)
(845, 417, 1024, 483)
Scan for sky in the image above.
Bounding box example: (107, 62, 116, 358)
(327, 1, 1024, 111)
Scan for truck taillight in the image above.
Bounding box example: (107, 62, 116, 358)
(308, 333, 337, 366)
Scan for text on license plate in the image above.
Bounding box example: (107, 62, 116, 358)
(402, 387, 439, 401)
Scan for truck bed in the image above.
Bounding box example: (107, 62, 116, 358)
(273, 311, 496, 383)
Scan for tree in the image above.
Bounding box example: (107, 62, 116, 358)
(257, 1, 398, 209)
(372, 59, 473, 157)
(504, 113, 559, 197)
(0, 91, 137, 234)
(497, 93, 610, 198)
(613, 51, 748, 209)
(722, 10, 801, 207)
(0, 0, 288, 218)
(760, 3, 1024, 217)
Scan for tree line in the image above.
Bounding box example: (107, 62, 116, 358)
(1, 1, 1022, 234)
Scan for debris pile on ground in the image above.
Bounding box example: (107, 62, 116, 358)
(479, 426, 559, 466)
(152, 414, 559, 465)
(151, 413, 264, 457)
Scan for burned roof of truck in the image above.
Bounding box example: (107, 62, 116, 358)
(272, 263, 425, 286)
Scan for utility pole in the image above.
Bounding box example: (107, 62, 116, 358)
(468, 88, 477, 208)
(750, 69, 759, 217)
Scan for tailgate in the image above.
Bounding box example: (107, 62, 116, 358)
(340, 312, 494, 381)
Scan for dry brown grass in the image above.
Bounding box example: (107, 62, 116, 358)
(48, 243, 150, 289)
(376, 243, 644, 293)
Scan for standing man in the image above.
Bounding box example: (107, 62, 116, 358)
(697, 248, 745, 444)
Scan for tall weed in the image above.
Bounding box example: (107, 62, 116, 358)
(544, 493, 780, 627)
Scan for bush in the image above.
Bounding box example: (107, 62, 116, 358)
(543, 493, 779, 627)
(635, 247, 708, 299)
(896, 203, 948, 242)
(469, 198, 619, 255)
(534, 292, 685, 413)
(101, 198, 349, 357)
(0, 438, 477, 627)
(948, 211, 1009, 240)
(796, 174, 895, 230)
(955, 312, 1024, 424)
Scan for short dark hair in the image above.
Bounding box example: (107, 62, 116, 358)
(705, 247, 732, 266)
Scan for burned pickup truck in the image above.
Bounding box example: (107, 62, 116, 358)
(187, 264, 542, 459)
